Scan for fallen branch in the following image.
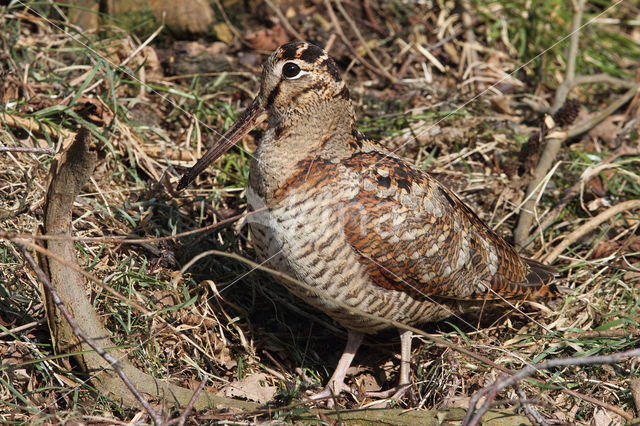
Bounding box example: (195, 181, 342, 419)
(18, 243, 164, 425)
(0, 145, 56, 154)
(514, 0, 640, 248)
(34, 127, 262, 417)
(463, 347, 640, 425)
(543, 199, 640, 264)
(1, 112, 69, 138)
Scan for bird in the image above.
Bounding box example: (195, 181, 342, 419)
(177, 41, 559, 406)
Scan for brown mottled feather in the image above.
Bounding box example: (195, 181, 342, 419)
(184, 41, 561, 402)
(273, 148, 557, 303)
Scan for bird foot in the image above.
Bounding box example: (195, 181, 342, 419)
(364, 383, 415, 407)
(306, 381, 354, 408)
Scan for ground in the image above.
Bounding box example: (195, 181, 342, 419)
(0, 0, 639, 424)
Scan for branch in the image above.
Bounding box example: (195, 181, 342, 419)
(543, 199, 640, 263)
(18, 243, 164, 425)
(0, 146, 56, 154)
(514, 0, 640, 248)
(463, 347, 640, 425)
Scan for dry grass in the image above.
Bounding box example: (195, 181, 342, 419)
(1, 0, 639, 424)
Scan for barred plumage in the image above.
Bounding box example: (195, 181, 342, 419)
(179, 41, 559, 406)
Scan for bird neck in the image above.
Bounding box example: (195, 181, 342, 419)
(249, 98, 356, 201)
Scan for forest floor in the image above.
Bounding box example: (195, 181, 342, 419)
(1, 0, 639, 424)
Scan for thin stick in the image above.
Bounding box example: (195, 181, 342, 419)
(323, 0, 387, 81)
(0, 146, 56, 154)
(16, 244, 164, 425)
(567, 82, 640, 138)
(550, 0, 585, 114)
(332, 0, 395, 82)
(119, 24, 164, 68)
(544, 199, 640, 264)
(463, 347, 639, 425)
(167, 376, 208, 426)
(572, 73, 638, 89)
(264, 0, 306, 42)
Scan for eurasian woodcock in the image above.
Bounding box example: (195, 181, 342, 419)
(178, 42, 559, 405)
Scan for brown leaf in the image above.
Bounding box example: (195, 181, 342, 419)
(591, 241, 620, 259)
(587, 175, 607, 197)
(589, 115, 623, 148)
(244, 25, 289, 51)
(218, 373, 277, 403)
(72, 95, 113, 126)
(489, 96, 513, 114)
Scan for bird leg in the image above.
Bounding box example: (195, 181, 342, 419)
(365, 329, 414, 402)
(307, 329, 364, 406)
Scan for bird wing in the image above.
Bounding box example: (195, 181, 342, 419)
(332, 150, 558, 301)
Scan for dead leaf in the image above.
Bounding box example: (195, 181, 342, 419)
(623, 270, 640, 285)
(219, 373, 277, 404)
(72, 95, 112, 126)
(589, 115, 623, 148)
(245, 24, 289, 51)
(355, 373, 382, 393)
(591, 241, 620, 259)
(591, 408, 621, 426)
(490, 96, 513, 114)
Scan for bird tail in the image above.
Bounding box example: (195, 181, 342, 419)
(516, 258, 567, 299)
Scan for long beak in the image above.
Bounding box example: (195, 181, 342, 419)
(177, 97, 267, 190)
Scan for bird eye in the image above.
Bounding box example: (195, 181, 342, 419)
(282, 62, 301, 79)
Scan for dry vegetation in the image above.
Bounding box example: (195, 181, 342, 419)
(1, 0, 639, 424)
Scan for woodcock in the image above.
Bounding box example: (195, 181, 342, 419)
(178, 42, 559, 405)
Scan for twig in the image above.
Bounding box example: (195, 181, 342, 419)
(459, 0, 479, 87)
(167, 376, 208, 426)
(119, 24, 164, 68)
(516, 385, 550, 426)
(550, 0, 585, 115)
(566, 82, 640, 138)
(332, 0, 395, 82)
(463, 347, 639, 425)
(543, 199, 640, 264)
(573, 73, 638, 89)
(0, 319, 46, 338)
(1, 112, 69, 138)
(264, 0, 307, 42)
(564, 327, 637, 339)
(323, 0, 388, 81)
(630, 378, 640, 417)
(0, 146, 56, 154)
(180, 249, 632, 420)
(16, 244, 164, 425)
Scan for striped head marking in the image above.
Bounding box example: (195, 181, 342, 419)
(177, 42, 349, 190)
(258, 42, 350, 115)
